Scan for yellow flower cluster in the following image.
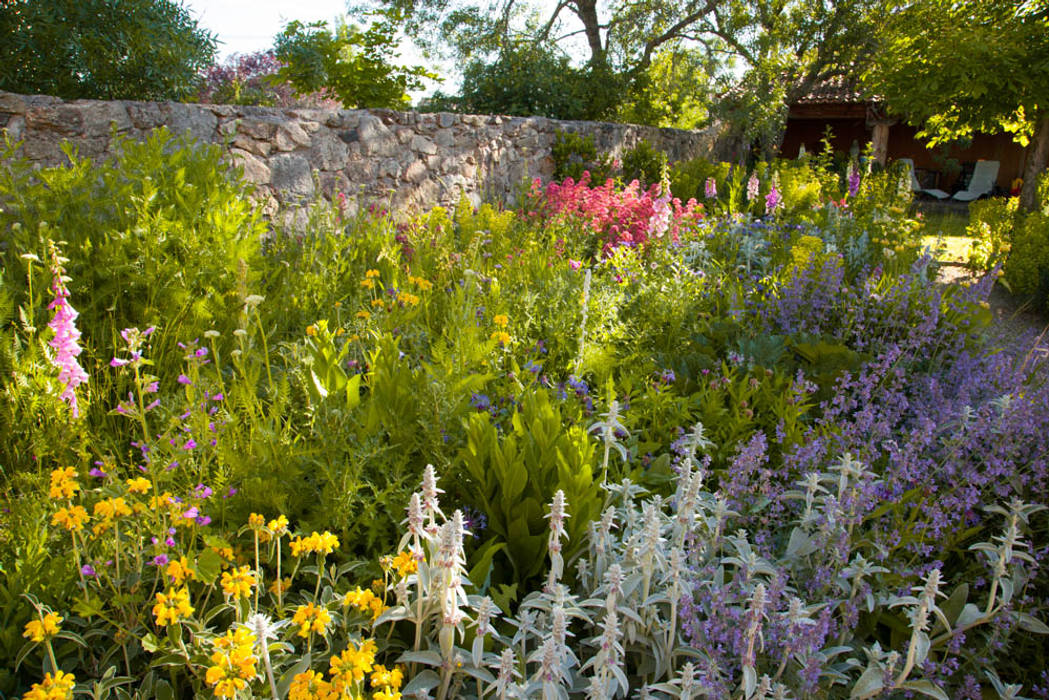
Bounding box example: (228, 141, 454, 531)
(396, 291, 420, 306)
(51, 505, 89, 532)
(292, 602, 332, 638)
(206, 627, 258, 699)
(23, 612, 62, 643)
(383, 550, 418, 578)
(371, 298, 385, 308)
(288, 669, 334, 700)
(165, 556, 196, 585)
(344, 586, 386, 620)
(269, 577, 293, 597)
(22, 670, 75, 700)
(490, 331, 512, 346)
(330, 638, 378, 691)
(248, 513, 266, 530)
(360, 278, 376, 289)
(290, 531, 340, 557)
(493, 314, 509, 327)
(49, 468, 79, 500)
(408, 275, 432, 291)
(356, 310, 371, 319)
(365, 269, 381, 278)
(370, 664, 405, 700)
(220, 566, 257, 599)
(92, 497, 133, 535)
(126, 476, 151, 494)
(153, 587, 194, 626)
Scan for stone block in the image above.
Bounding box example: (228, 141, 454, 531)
(357, 114, 399, 157)
(230, 148, 271, 185)
(274, 121, 311, 151)
(269, 153, 314, 197)
(404, 159, 428, 183)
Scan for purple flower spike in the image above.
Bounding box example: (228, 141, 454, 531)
(81, 564, 96, 577)
(177, 374, 192, 385)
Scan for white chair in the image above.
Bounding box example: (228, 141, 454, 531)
(898, 158, 949, 199)
(951, 160, 1000, 201)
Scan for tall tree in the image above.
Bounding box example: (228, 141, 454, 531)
(863, 0, 1049, 211)
(0, 0, 215, 101)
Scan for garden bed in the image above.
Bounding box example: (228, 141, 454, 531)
(1, 133, 1046, 699)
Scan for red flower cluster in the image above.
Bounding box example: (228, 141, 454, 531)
(531, 173, 703, 254)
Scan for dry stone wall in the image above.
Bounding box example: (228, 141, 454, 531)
(0, 91, 718, 218)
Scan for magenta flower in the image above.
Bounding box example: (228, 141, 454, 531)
(765, 185, 782, 215)
(47, 245, 89, 418)
(704, 177, 717, 199)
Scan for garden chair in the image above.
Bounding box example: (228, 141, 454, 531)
(898, 158, 949, 199)
(951, 160, 999, 201)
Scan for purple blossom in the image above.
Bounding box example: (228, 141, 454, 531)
(847, 166, 861, 197)
(81, 564, 96, 577)
(704, 177, 717, 199)
(177, 374, 192, 385)
(765, 185, 782, 215)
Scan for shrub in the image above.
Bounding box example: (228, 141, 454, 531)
(551, 131, 615, 184)
(966, 196, 1019, 273)
(620, 139, 667, 188)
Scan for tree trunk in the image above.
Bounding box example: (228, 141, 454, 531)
(572, 0, 606, 70)
(1019, 114, 1049, 212)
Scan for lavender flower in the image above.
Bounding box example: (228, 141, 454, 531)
(704, 177, 718, 199)
(847, 164, 861, 197)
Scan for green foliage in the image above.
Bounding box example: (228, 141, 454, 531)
(551, 131, 615, 183)
(620, 140, 666, 187)
(273, 11, 434, 109)
(455, 43, 616, 121)
(966, 197, 1020, 272)
(458, 388, 600, 590)
(1003, 211, 1049, 308)
(0, 0, 215, 100)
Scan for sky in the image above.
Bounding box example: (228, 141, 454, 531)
(181, 0, 349, 60)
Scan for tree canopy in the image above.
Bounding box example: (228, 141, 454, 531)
(273, 12, 435, 110)
(863, 0, 1049, 210)
(0, 0, 216, 101)
(355, 0, 882, 144)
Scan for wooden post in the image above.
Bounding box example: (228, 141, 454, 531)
(871, 122, 891, 166)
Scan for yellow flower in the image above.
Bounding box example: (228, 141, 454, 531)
(48, 468, 79, 500)
(94, 497, 132, 520)
(365, 269, 381, 278)
(51, 505, 89, 532)
(371, 298, 385, 308)
(248, 513, 266, 530)
(329, 639, 377, 690)
(409, 275, 433, 291)
(126, 477, 151, 494)
(373, 689, 402, 700)
(490, 331, 511, 346)
(289, 670, 334, 700)
(390, 551, 418, 578)
(21, 670, 75, 700)
(267, 514, 289, 535)
(360, 278, 375, 289)
(396, 291, 419, 306)
(493, 314, 509, 327)
(290, 531, 340, 557)
(269, 577, 293, 596)
(206, 626, 258, 698)
(153, 587, 193, 627)
(23, 612, 62, 643)
(306, 325, 317, 336)
(292, 602, 332, 638)
(344, 586, 386, 620)
(370, 664, 404, 690)
(165, 556, 197, 585)
(356, 310, 371, 319)
(220, 566, 257, 599)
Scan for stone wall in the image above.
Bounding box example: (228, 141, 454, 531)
(0, 91, 718, 217)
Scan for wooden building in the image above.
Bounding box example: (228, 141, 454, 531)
(779, 77, 1028, 194)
